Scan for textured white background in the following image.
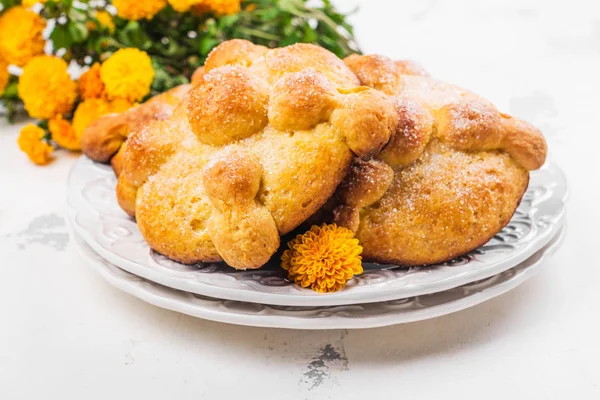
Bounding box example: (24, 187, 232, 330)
(1, 0, 599, 398)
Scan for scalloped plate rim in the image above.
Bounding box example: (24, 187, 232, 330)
(75, 227, 565, 330)
(67, 157, 567, 306)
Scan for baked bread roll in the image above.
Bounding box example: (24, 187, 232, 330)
(81, 84, 192, 176)
(324, 54, 547, 265)
(115, 40, 398, 269)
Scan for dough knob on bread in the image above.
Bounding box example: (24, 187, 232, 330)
(203, 149, 279, 269)
(268, 69, 338, 131)
(186, 66, 269, 146)
(377, 99, 434, 168)
(333, 159, 394, 232)
(331, 87, 397, 160)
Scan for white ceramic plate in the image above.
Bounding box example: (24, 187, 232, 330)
(75, 227, 565, 330)
(67, 157, 567, 306)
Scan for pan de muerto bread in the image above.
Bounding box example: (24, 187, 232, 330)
(115, 40, 398, 269)
(322, 54, 547, 265)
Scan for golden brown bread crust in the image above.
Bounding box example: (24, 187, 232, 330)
(81, 84, 192, 168)
(336, 141, 529, 265)
(345, 54, 547, 171)
(110, 142, 126, 176)
(116, 40, 398, 269)
(324, 54, 547, 266)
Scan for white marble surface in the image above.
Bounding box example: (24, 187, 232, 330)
(1, 0, 599, 398)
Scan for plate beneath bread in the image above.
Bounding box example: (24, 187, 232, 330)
(74, 227, 565, 330)
(67, 156, 566, 307)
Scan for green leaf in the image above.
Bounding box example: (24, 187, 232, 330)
(255, 8, 279, 21)
(50, 24, 74, 50)
(92, 37, 110, 55)
(3, 81, 18, 99)
(54, 0, 73, 7)
(164, 40, 183, 57)
(302, 24, 317, 43)
(199, 37, 220, 55)
(117, 21, 152, 50)
(68, 7, 88, 23)
(205, 19, 218, 36)
(67, 22, 89, 44)
(37, 120, 49, 131)
(218, 14, 240, 29)
(172, 75, 189, 86)
(280, 33, 300, 47)
(0, 0, 18, 10)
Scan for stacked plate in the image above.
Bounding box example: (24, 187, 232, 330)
(67, 157, 567, 329)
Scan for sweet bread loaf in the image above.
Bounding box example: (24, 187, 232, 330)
(115, 40, 398, 269)
(324, 54, 547, 265)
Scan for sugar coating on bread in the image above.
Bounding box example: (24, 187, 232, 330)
(327, 54, 547, 266)
(116, 40, 398, 269)
(344, 54, 547, 171)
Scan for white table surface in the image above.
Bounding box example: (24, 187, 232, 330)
(1, 0, 599, 398)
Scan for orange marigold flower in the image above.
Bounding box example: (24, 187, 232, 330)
(49, 115, 81, 151)
(0, 56, 8, 96)
(79, 63, 106, 100)
(191, 3, 211, 15)
(209, 0, 241, 15)
(192, 0, 240, 15)
(113, 0, 167, 20)
(0, 6, 46, 67)
(281, 224, 363, 293)
(17, 124, 54, 165)
(100, 48, 155, 102)
(18, 56, 78, 120)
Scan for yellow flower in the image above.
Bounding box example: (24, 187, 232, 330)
(192, 0, 240, 15)
(72, 98, 133, 137)
(0, 6, 46, 67)
(113, 0, 167, 20)
(18, 56, 78, 120)
(100, 48, 155, 102)
(17, 124, 54, 165)
(96, 11, 115, 33)
(72, 99, 111, 138)
(109, 98, 135, 113)
(22, 0, 46, 7)
(79, 63, 106, 100)
(0, 56, 8, 96)
(168, 0, 203, 12)
(281, 224, 363, 293)
(49, 115, 80, 151)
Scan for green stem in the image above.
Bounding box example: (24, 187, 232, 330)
(6, 100, 15, 123)
(286, 0, 347, 36)
(281, 0, 357, 54)
(236, 27, 280, 41)
(104, 38, 126, 49)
